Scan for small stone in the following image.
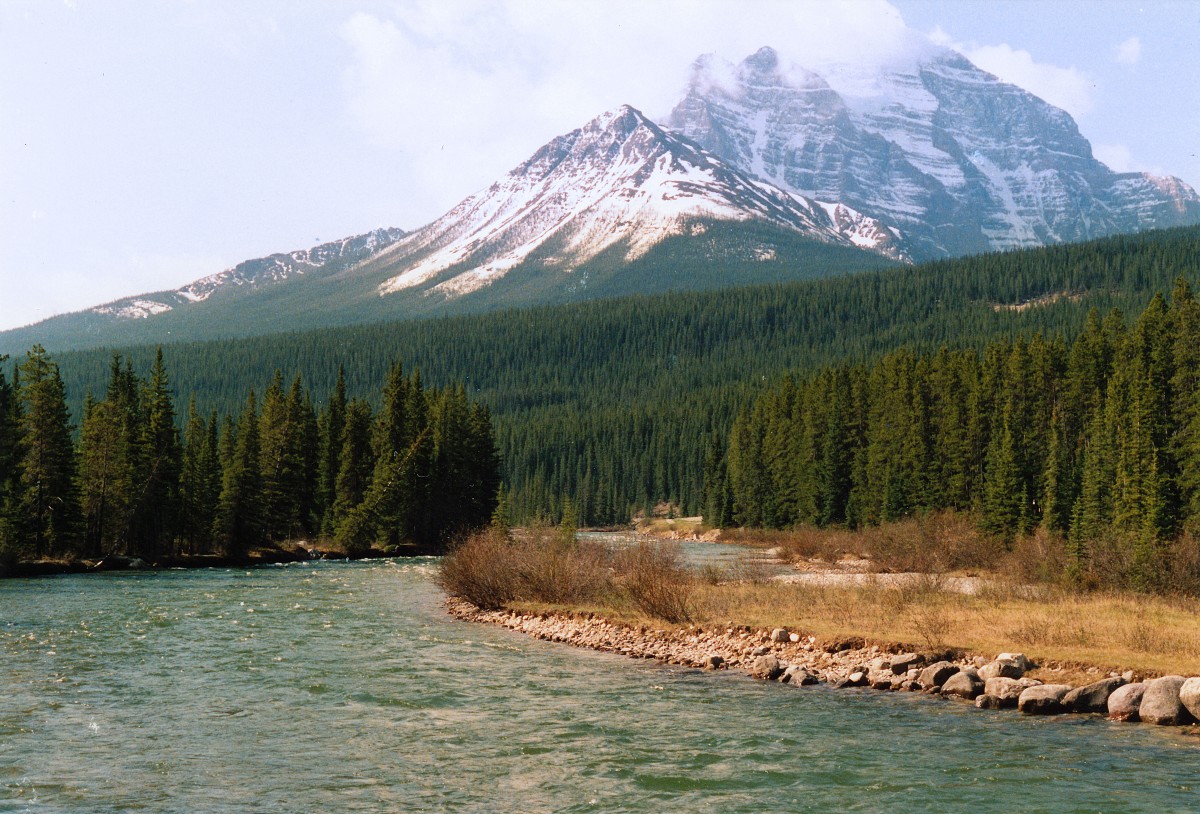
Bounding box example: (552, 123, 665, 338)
(975, 694, 1004, 710)
(997, 652, 1035, 672)
(750, 645, 770, 657)
(750, 654, 784, 681)
(1018, 684, 1073, 715)
(770, 628, 790, 643)
(848, 671, 868, 686)
(789, 632, 801, 643)
(889, 653, 922, 674)
(979, 658, 1025, 681)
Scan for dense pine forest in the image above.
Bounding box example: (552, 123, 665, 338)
(717, 281, 1200, 591)
(39, 225, 1200, 527)
(0, 347, 499, 566)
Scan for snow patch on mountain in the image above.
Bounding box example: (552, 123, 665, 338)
(87, 228, 407, 321)
(667, 45, 1200, 260)
(377, 105, 908, 300)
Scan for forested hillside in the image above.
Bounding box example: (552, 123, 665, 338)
(41, 226, 1200, 526)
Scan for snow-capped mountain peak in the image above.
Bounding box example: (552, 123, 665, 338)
(668, 45, 1200, 260)
(374, 104, 906, 300)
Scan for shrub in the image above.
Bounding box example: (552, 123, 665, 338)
(436, 527, 521, 610)
(511, 526, 612, 605)
(612, 541, 695, 623)
(436, 525, 613, 610)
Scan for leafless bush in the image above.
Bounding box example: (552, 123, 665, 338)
(1001, 526, 1073, 587)
(512, 527, 612, 605)
(436, 527, 522, 610)
(1163, 534, 1200, 596)
(612, 541, 695, 623)
(437, 526, 612, 609)
(865, 511, 1001, 574)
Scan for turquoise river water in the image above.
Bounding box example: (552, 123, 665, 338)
(2, 556, 1199, 813)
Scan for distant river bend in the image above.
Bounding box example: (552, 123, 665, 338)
(2, 556, 1198, 813)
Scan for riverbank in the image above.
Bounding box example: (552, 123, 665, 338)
(446, 597, 1200, 729)
(0, 541, 417, 579)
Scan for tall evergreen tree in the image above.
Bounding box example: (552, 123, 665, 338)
(16, 346, 81, 557)
(214, 391, 263, 556)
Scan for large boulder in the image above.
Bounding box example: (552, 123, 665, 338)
(979, 658, 1025, 681)
(1107, 682, 1147, 721)
(918, 661, 960, 689)
(1138, 676, 1193, 726)
(750, 654, 785, 681)
(941, 671, 985, 700)
(985, 676, 1040, 707)
(1063, 676, 1126, 714)
(1179, 677, 1200, 721)
(1018, 684, 1073, 715)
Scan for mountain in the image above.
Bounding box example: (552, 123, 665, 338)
(1, 106, 898, 354)
(1, 228, 408, 352)
(666, 45, 1200, 260)
(90, 227, 409, 320)
(364, 105, 907, 303)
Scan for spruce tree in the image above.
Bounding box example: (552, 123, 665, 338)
(16, 346, 81, 557)
(214, 391, 263, 557)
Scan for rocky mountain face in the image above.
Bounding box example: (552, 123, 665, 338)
(8, 40, 1200, 353)
(87, 227, 408, 321)
(366, 105, 906, 302)
(666, 46, 1200, 260)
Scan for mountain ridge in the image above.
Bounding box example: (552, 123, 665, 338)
(7, 41, 1200, 354)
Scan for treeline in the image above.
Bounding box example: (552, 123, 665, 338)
(43, 225, 1200, 526)
(716, 280, 1200, 590)
(0, 347, 499, 565)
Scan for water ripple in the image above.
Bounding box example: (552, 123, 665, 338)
(1, 561, 1199, 812)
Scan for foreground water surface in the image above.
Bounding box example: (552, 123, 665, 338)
(2, 556, 1199, 813)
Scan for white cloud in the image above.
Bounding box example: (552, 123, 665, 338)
(1115, 36, 1141, 66)
(1095, 143, 1136, 172)
(926, 27, 1094, 119)
(338, 0, 916, 213)
(1094, 142, 1162, 176)
(960, 43, 1094, 118)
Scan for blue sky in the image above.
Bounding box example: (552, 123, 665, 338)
(2, 0, 1198, 332)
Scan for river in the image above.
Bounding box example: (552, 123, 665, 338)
(2, 556, 1198, 812)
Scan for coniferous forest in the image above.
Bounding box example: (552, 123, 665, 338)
(717, 280, 1200, 591)
(0, 347, 500, 566)
(39, 225, 1200, 529)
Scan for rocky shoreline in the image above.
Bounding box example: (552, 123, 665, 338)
(446, 598, 1200, 728)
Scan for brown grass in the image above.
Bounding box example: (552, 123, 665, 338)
(444, 516, 1200, 678)
(555, 577, 1200, 678)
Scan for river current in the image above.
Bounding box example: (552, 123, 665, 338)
(2, 556, 1199, 813)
